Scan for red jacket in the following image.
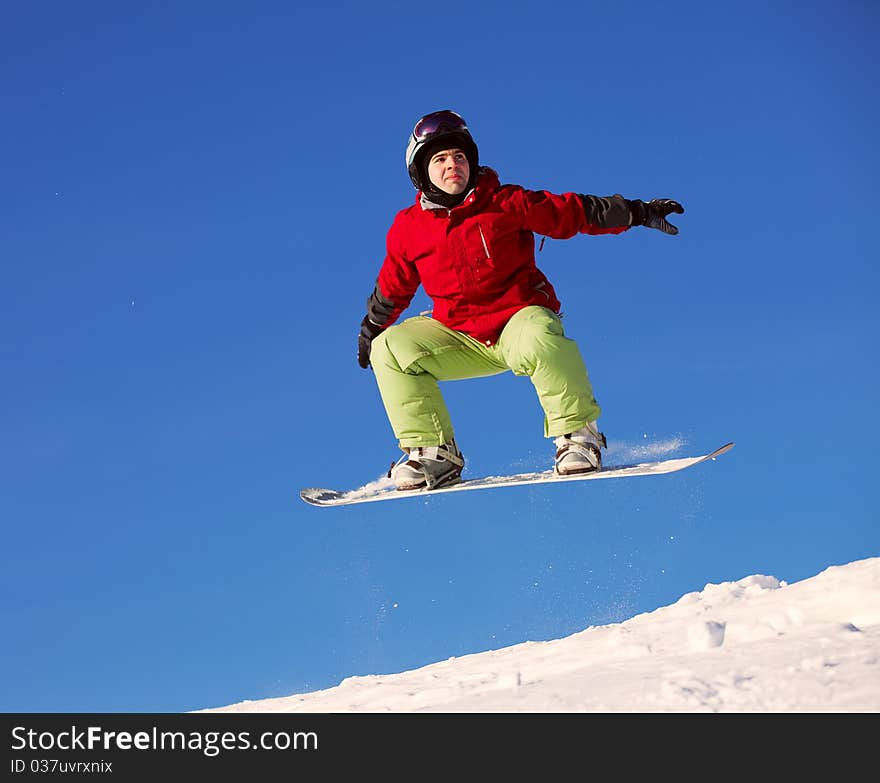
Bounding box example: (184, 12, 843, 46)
(375, 168, 628, 346)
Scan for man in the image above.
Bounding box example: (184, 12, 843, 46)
(358, 110, 683, 491)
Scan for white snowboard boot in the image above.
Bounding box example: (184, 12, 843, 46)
(554, 421, 606, 476)
(390, 440, 464, 491)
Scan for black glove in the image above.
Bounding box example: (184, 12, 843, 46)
(357, 285, 397, 369)
(357, 316, 383, 369)
(628, 199, 684, 235)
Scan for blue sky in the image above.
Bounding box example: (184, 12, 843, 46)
(1, 0, 877, 712)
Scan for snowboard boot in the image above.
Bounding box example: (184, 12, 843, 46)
(554, 421, 606, 476)
(390, 439, 464, 491)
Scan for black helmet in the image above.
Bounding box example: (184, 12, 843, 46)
(405, 109, 479, 192)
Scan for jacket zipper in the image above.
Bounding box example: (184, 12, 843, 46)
(478, 225, 492, 261)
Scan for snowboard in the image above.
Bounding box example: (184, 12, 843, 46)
(300, 441, 734, 508)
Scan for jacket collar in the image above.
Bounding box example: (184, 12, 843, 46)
(417, 167, 499, 213)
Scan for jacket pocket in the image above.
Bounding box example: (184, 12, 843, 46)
(532, 280, 550, 301)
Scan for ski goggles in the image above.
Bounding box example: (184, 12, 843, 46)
(411, 110, 469, 143)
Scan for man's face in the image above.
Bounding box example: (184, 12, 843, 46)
(427, 148, 470, 195)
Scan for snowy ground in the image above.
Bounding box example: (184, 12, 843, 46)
(201, 557, 880, 713)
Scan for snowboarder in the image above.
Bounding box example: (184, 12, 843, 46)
(357, 109, 683, 491)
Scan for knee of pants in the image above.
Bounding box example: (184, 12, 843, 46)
(369, 329, 400, 372)
(370, 323, 426, 373)
(370, 329, 390, 362)
(502, 309, 566, 373)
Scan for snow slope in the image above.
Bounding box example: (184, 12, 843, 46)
(202, 557, 880, 713)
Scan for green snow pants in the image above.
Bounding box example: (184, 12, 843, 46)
(369, 305, 601, 448)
